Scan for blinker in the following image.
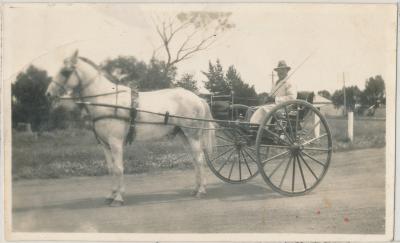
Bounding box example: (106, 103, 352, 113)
(60, 68, 73, 79)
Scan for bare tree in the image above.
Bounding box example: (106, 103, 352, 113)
(152, 11, 235, 72)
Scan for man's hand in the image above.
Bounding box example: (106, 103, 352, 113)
(264, 95, 275, 104)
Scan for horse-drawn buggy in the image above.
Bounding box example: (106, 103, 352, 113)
(46, 50, 332, 206)
(203, 91, 332, 196)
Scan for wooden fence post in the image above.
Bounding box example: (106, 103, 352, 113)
(314, 113, 320, 138)
(348, 111, 354, 142)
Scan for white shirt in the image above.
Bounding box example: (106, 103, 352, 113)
(271, 77, 297, 104)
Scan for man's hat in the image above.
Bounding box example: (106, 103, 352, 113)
(274, 60, 291, 71)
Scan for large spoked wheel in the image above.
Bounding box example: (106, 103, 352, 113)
(255, 100, 332, 196)
(204, 126, 259, 184)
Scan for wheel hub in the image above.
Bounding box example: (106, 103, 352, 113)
(235, 140, 247, 150)
(290, 143, 303, 155)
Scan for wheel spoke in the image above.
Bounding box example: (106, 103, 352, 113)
(284, 105, 295, 141)
(292, 153, 296, 192)
(211, 147, 235, 163)
(301, 151, 326, 167)
(216, 144, 235, 148)
(295, 106, 300, 140)
(301, 133, 327, 146)
(247, 146, 268, 157)
(272, 113, 294, 144)
(269, 156, 288, 178)
(298, 152, 318, 180)
(240, 150, 253, 176)
(223, 130, 237, 140)
(217, 149, 235, 172)
(279, 155, 292, 188)
(216, 135, 233, 143)
(302, 147, 330, 152)
(238, 151, 242, 180)
(261, 150, 290, 166)
(243, 148, 258, 163)
(228, 153, 237, 179)
(263, 128, 291, 146)
(303, 120, 321, 139)
(260, 144, 291, 149)
(296, 155, 307, 190)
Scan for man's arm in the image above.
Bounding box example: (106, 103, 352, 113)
(275, 82, 297, 104)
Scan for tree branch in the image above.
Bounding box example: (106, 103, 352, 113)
(176, 29, 199, 60)
(170, 34, 217, 66)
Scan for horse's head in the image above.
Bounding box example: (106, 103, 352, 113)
(46, 50, 81, 99)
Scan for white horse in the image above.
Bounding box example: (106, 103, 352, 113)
(46, 50, 215, 207)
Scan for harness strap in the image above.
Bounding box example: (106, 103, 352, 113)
(164, 111, 170, 125)
(130, 108, 137, 122)
(59, 90, 127, 100)
(92, 115, 131, 123)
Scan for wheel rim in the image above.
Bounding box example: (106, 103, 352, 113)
(255, 100, 332, 196)
(205, 127, 259, 184)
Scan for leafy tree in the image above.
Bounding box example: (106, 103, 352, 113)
(360, 75, 385, 106)
(140, 58, 176, 91)
(102, 56, 147, 88)
(331, 86, 361, 111)
(12, 65, 52, 131)
(225, 65, 257, 105)
(202, 60, 230, 94)
(317, 90, 331, 99)
(203, 60, 257, 105)
(101, 56, 175, 91)
(175, 73, 198, 92)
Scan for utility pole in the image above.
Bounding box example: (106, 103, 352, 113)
(270, 71, 275, 87)
(343, 72, 347, 116)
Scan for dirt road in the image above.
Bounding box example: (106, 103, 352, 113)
(12, 148, 385, 234)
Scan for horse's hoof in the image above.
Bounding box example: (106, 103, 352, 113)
(195, 191, 206, 199)
(109, 200, 124, 207)
(104, 198, 114, 205)
(191, 190, 199, 196)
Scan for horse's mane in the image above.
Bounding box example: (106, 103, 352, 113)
(78, 56, 119, 84)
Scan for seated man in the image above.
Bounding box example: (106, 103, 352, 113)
(250, 60, 297, 124)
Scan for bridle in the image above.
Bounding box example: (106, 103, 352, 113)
(52, 62, 99, 98)
(49, 58, 134, 146)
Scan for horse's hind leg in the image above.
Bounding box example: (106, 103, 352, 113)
(184, 135, 207, 198)
(101, 144, 118, 204)
(108, 138, 125, 207)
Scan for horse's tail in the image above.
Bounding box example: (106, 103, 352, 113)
(201, 99, 215, 154)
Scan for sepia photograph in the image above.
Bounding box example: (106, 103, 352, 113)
(2, 3, 397, 241)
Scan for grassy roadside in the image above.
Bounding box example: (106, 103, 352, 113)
(327, 117, 385, 151)
(12, 118, 385, 180)
(12, 129, 193, 180)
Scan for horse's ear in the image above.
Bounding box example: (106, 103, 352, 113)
(71, 49, 79, 64)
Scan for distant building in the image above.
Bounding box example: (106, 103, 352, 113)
(313, 95, 343, 117)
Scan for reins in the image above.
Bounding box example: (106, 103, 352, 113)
(74, 101, 263, 128)
(59, 90, 127, 100)
(53, 56, 252, 139)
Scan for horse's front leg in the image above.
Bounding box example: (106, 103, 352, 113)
(108, 139, 125, 207)
(101, 144, 118, 204)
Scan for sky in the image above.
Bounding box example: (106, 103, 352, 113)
(3, 3, 397, 94)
